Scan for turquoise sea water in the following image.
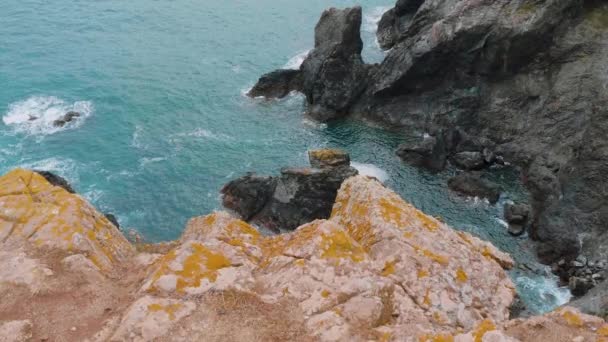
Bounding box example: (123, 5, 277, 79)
(0, 0, 569, 313)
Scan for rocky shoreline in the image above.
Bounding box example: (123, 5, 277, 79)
(2, 167, 608, 341)
(249, 0, 608, 303)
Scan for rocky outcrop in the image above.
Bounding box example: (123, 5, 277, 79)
(221, 149, 358, 231)
(251, 1, 608, 266)
(2, 168, 608, 341)
(246, 69, 302, 98)
(249, 7, 370, 121)
(448, 172, 502, 204)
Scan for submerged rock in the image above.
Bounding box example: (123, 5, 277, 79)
(448, 172, 501, 204)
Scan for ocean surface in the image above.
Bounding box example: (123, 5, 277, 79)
(0, 0, 570, 313)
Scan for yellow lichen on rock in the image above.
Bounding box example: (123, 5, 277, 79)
(3, 169, 608, 341)
(0, 169, 134, 272)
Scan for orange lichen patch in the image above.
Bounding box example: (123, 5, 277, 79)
(0, 169, 133, 271)
(413, 245, 449, 265)
(294, 259, 305, 267)
(423, 289, 432, 306)
(457, 231, 473, 245)
(320, 229, 366, 262)
(403, 231, 415, 239)
(418, 333, 454, 342)
(598, 324, 608, 336)
(455, 268, 468, 283)
(379, 197, 405, 224)
(321, 290, 331, 298)
(561, 309, 583, 327)
(472, 319, 496, 342)
(414, 210, 439, 232)
(381, 260, 396, 276)
(418, 269, 430, 279)
(174, 243, 232, 291)
(432, 311, 447, 324)
(148, 303, 183, 320)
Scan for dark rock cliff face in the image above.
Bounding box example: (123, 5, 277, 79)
(250, 1, 608, 270)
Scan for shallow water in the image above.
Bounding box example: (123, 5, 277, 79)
(0, 0, 569, 313)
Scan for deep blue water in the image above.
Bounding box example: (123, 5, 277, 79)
(0, 0, 569, 313)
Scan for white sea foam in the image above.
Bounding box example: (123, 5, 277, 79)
(516, 274, 572, 312)
(2, 96, 93, 136)
(352, 162, 389, 182)
(139, 157, 166, 167)
(283, 50, 311, 70)
(131, 125, 145, 149)
(363, 6, 392, 34)
(19, 157, 80, 184)
(173, 128, 233, 141)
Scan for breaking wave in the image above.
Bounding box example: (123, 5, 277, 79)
(2, 96, 93, 136)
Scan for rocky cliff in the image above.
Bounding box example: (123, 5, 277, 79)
(249, 1, 608, 282)
(1, 168, 607, 341)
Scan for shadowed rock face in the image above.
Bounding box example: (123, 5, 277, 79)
(250, 0, 608, 266)
(221, 149, 358, 231)
(2, 168, 608, 341)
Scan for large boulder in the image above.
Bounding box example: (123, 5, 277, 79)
(448, 172, 502, 204)
(220, 173, 277, 220)
(221, 149, 358, 231)
(396, 131, 452, 172)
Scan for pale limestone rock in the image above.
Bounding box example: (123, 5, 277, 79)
(0, 320, 32, 342)
(0, 249, 52, 292)
(0, 169, 135, 271)
(110, 296, 196, 341)
(2, 169, 608, 341)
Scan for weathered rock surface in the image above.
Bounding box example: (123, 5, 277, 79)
(221, 149, 358, 231)
(220, 173, 277, 221)
(1, 169, 608, 340)
(448, 172, 502, 204)
(252, 1, 608, 266)
(2, 169, 608, 341)
(249, 7, 370, 121)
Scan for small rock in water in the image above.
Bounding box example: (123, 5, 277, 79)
(569, 276, 592, 297)
(308, 149, 350, 169)
(451, 151, 486, 170)
(52, 111, 81, 127)
(447, 172, 501, 204)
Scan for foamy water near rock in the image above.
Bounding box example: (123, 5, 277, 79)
(0, 169, 607, 341)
